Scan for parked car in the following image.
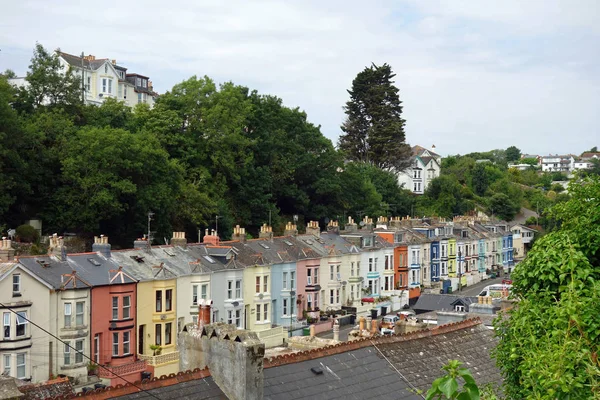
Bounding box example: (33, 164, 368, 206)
(397, 310, 416, 320)
(379, 315, 399, 334)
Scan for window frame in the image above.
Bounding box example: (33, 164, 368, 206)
(123, 331, 130, 355)
(155, 290, 162, 312)
(192, 285, 198, 305)
(64, 341, 71, 365)
(75, 301, 84, 326)
(165, 289, 173, 311)
(112, 332, 119, 356)
(64, 303, 72, 327)
(16, 353, 25, 379)
(165, 323, 172, 345)
(12, 274, 20, 294)
(75, 339, 84, 363)
(3, 312, 10, 338)
(15, 312, 27, 337)
(112, 297, 119, 320)
(122, 296, 131, 319)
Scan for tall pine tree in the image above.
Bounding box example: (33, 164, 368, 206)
(338, 63, 411, 171)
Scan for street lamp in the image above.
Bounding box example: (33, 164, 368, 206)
(289, 290, 296, 337)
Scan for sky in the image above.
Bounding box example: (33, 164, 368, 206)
(1, 0, 598, 156)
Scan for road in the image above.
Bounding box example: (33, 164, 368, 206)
(454, 276, 508, 296)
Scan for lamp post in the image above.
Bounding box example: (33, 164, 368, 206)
(289, 290, 296, 337)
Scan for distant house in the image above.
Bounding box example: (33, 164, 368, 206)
(8, 51, 158, 108)
(541, 154, 574, 172)
(397, 145, 442, 194)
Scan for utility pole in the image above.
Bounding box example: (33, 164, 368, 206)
(147, 211, 154, 249)
(80, 52, 85, 103)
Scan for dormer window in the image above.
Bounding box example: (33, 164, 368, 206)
(394, 233, 403, 243)
(136, 77, 141, 87)
(362, 236, 373, 247)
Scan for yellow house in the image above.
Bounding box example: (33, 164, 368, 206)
(448, 237, 457, 277)
(112, 248, 180, 378)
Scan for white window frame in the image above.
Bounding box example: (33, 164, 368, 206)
(64, 341, 71, 365)
(113, 332, 119, 356)
(263, 275, 268, 293)
(192, 285, 198, 305)
(235, 280, 241, 299)
(102, 78, 107, 92)
(123, 331, 130, 355)
(256, 304, 261, 322)
(12, 274, 20, 294)
(108, 79, 112, 94)
(64, 303, 72, 327)
(16, 353, 25, 379)
(264, 303, 268, 321)
(290, 272, 295, 289)
(15, 312, 27, 337)
(75, 339, 84, 363)
(202, 284, 209, 300)
(283, 298, 288, 316)
(3, 313, 10, 338)
(455, 305, 465, 312)
(227, 280, 233, 299)
(76, 301, 84, 326)
(123, 296, 131, 319)
(112, 297, 119, 320)
(3, 354, 10, 376)
(283, 272, 288, 290)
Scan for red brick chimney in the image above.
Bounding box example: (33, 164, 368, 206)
(202, 229, 220, 246)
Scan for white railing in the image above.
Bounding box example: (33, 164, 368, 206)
(137, 351, 179, 366)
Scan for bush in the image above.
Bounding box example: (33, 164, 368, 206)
(15, 224, 39, 243)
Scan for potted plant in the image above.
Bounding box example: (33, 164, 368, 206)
(87, 362, 99, 376)
(149, 344, 162, 356)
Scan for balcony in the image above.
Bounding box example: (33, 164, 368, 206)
(98, 360, 147, 378)
(138, 351, 179, 366)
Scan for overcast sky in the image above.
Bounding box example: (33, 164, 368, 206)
(1, 1, 598, 156)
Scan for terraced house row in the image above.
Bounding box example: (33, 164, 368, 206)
(0, 215, 515, 387)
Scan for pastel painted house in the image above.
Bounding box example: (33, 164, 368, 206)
(18, 245, 92, 384)
(1, 240, 55, 383)
(62, 240, 147, 386)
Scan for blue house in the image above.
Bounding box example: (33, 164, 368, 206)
(430, 239, 440, 282)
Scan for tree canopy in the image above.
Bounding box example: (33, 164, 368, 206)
(494, 177, 600, 399)
(0, 44, 416, 246)
(338, 63, 411, 171)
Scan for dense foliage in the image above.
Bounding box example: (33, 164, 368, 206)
(338, 63, 411, 171)
(0, 45, 417, 247)
(494, 177, 600, 399)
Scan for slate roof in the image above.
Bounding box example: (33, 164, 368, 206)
(263, 347, 419, 400)
(414, 294, 479, 313)
(58, 51, 108, 70)
(115, 376, 226, 399)
(376, 323, 501, 394)
(18, 256, 92, 290)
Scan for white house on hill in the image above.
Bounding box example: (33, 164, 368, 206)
(397, 145, 442, 194)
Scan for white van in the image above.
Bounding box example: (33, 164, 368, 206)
(479, 284, 512, 298)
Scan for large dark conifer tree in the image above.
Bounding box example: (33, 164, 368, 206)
(338, 63, 411, 171)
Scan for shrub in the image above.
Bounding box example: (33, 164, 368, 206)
(15, 224, 39, 243)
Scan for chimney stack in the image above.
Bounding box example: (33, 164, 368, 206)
(198, 299, 212, 330)
(202, 229, 220, 246)
(326, 220, 339, 234)
(258, 224, 273, 240)
(376, 216, 388, 229)
(0, 237, 15, 261)
(345, 216, 358, 232)
(171, 231, 187, 248)
(284, 222, 298, 237)
(133, 237, 148, 249)
(231, 225, 247, 243)
(92, 235, 111, 258)
(112, 59, 117, 65)
(305, 221, 320, 238)
(361, 216, 373, 232)
(48, 233, 67, 261)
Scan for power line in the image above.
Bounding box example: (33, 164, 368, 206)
(0, 302, 162, 400)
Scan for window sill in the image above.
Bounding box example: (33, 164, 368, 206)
(12, 293, 21, 298)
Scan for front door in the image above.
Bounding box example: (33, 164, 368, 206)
(138, 325, 145, 355)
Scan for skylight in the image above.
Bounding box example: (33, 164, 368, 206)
(164, 249, 175, 257)
(203, 255, 216, 264)
(283, 240, 293, 246)
(88, 258, 101, 266)
(259, 242, 270, 249)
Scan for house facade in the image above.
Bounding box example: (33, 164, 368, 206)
(397, 145, 442, 194)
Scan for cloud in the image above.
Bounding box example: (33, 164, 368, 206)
(1, 0, 598, 155)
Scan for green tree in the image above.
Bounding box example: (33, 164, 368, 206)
(521, 157, 539, 167)
(505, 146, 521, 162)
(487, 192, 519, 221)
(338, 63, 411, 171)
(426, 360, 498, 400)
(420, 176, 474, 218)
(471, 163, 489, 196)
(494, 177, 600, 399)
(1, 69, 17, 79)
(15, 43, 82, 110)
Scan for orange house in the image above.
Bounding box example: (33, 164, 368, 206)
(374, 231, 408, 290)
